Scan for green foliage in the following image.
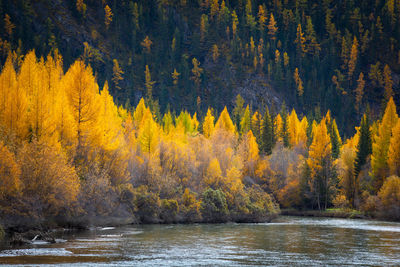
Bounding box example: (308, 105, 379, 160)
(201, 188, 229, 222)
(133, 185, 161, 223)
(261, 106, 274, 155)
(354, 113, 372, 178)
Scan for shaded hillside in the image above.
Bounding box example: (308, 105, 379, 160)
(0, 0, 400, 135)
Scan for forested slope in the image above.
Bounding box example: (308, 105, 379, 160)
(0, 0, 399, 135)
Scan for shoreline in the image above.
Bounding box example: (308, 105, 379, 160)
(2, 211, 399, 247)
(279, 209, 400, 223)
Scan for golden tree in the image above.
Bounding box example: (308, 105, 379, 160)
(307, 118, 334, 210)
(371, 97, 398, 192)
(63, 60, 99, 152)
(267, 14, 278, 40)
(104, 5, 113, 29)
(4, 14, 15, 37)
(112, 59, 124, 90)
(203, 108, 215, 138)
(294, 67, 304, 96)
(141, 36, 152, 54)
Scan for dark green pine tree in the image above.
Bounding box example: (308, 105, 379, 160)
(233, 94, 245, 131)
(330, 119, 341, 159)
(280, 102, 290, 148)
(261, 105, 275, 155)
(354, 112, 372, 178)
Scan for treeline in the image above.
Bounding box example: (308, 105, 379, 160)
(0, 0, 399, 136)
(0, 51, 279, 227)
(0, 52, 399, 227)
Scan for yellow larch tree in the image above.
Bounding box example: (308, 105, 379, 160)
(232, 11, 239, 37)
(295, 24, 307, 55)
(388, 119, 400, 177)
(112, 59, 124, 90)
(257, 5, 267, 33)
(267, 14, 278, 40)
(203, 108, 215, 138)
(274, 113, 283, 142)
(348, 37, 358, 79)
(205, 157, 223, 188)
(4, 14, 15, 37)
(371, 97, 398, 192)
(104, 5, 113, 29)
(27, 57, 58, 142)
(141, 36, 152, 54)
(96, 82, 123, 152)
(133, 98, 148, 127)
(298, 117, 308, 146)
(238, 130, 259, 177)
(138, 109, 159, 154)
(212, 44, 219, 62)
(210, 0, 219, 19)
(288, 109, 300, 147)
(294, 67, 304, 96)
(0, 55, 28, 140)
(215, 107, 236, 134)
(171, 68, 180, 86)
(56, 80, 76, 147)
(63, 59, 99, 152)
(307, 118, 334, 210)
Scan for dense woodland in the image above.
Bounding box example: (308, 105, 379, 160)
(0, 0, 400, 227)
(0, 0, 399, 136)
(0, 51, 399, 228)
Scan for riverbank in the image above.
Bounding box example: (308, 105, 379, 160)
(1, 213, 279, 247)
(280, 208, 370, 219)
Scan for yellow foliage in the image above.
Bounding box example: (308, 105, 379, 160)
(138, 109, 159, 154)
(388, 119, 400, 176)
(215, 106, 236, 134)
(274, 113, 283, 141)
(203, 108, 215, 138)
(378, 175, 400, 208)
(0, 142, 21, 202)
(371, 97, 398, 190)
(63, 59, 99, 149)
(96, 82, 123, 151)
(205, 158, 223, 187)
(18, 141, 79, 217)
(0, 55, 28, 140)
(133, 98, 148, 127)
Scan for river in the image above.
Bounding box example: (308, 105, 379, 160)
(0, 216, 399, 266)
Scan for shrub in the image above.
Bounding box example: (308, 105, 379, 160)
(180, 188, 202, 222)
(18, 141, 79, 219)
(160, 199, 179, 223)
(378, 176, 400, 220)
(201, 188, 229, 222)
(133, 185, 161, 223)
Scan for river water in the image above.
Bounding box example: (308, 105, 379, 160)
(0, 216, 399, 266)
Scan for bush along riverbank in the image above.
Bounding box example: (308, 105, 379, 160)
(1, 186, 279, 246)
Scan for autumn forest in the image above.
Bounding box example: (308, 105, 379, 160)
(0, 50, 398, 228)
(0, 0, 400, 228)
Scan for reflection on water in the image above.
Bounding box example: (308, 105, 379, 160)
(0, 216, 399, 266)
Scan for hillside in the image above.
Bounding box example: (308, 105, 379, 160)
(1, 0, 399, 135)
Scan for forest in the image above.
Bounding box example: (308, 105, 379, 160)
(0, 50, 399, 229)
(0, 0, 399, 136)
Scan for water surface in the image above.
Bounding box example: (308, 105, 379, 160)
(1, 216, 399, 266)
